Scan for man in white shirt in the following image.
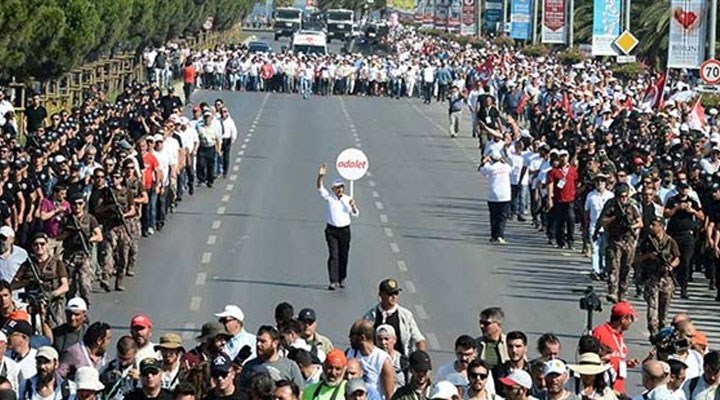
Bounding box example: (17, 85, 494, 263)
(681, 351, 720, 400)
(0, 331, 20, 391)
(480, 152, 512, 244)
(153, 135, 172, 231)
(215, 305, 256, 363)
(316, 163, 359, 291)
(130, 314, 159, 366)
(7, 320, 37, 380)
(217, 107, 238, 179)
(177, 116, 199, 197)
(584, 174, 614, 281)
(508, 140, 529, 222)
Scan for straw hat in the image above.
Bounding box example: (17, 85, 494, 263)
(568, 353, 611, 376)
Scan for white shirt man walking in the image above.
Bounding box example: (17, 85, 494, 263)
(480, 151, 512, 244)
(317, 163, 359, 291)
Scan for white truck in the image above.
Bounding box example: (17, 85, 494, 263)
(325, 9, 354, 43)
(291, 30, 328, 55)
(273, 7, 303, 40)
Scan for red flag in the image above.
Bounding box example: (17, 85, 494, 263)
(515, 93, 529, 115)
(642, 73, 666, 110)
(477, 58, 494, 85)
(688, 96, 707, 130)
(624, 96, 634, 111)
(561, 93, 575, 119)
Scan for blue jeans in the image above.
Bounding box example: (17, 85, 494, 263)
(391, 79, 402, 98)
(300, 77, 312, 99)
(142, 190, 158, 233)
(511, 185, 528, 216)
(590, 229, 607, 274)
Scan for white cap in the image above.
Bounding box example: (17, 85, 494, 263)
(215, 305, 245, 322)
(376, 324, 396, 337)
(66, 297, 88, 312)
(0, 331, 7, 343)
(680, 123, 689, 132)
(430, 381, 460, 399)
(0, 226, 14, 238)
(54, 155, 67, 163)
(331, 178, 345, 188)
(500, 369, 533, 389)
(544, 359, 568, 377)
(710, 108, 718, 116)
(75, 366, 105, 391)
(153, 134, 164, 142)
(558, 149, 569, 156)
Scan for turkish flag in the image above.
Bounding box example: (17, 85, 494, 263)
(641, 73, 666, 110)
(688, 96, 707, 130)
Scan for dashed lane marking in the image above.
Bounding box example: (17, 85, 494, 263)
(414, 304, 429, 320)
(235, 157, 242, 163)
(244, 138, 250, 143)
(190, 296, 202, 311)
(397, 260, 408, 272)
(366, 171, 372, 177)
(239, 151, 245, 155)
(390, 242, 400, 253)
(369, 181, 376, 187)
(356, 144, 362, 148)
(375, 201, 384, 210)
(217, 206, 226, 214)
(233, 165, 240, 172)
(379, 214, 388, 223)
(212, 220, 222, 230)
(226, 184, 234, 191)
(240, 144, 247, 149)
(221, 194, 231, 203)
(181, 323, 196, 340)
(384, 227, 394, 238)
(372, 191, 380, 198)
(195, 272, 207, 286)
(426, 332, 441, 350)
(230, 175, 238, 181)
(201, 252, 212, 264)
(405, 280, 416, 293)
(206, 235, 216, 245)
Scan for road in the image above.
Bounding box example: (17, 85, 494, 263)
(91, 89, 720, 393)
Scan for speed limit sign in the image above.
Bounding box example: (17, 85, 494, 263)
(700, 59, 720, 85)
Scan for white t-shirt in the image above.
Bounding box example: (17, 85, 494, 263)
(584, 189, 614, 231)
(346, 347, 390, 396)
(153, 149, 171, 186)
(481, 162, 512, 202)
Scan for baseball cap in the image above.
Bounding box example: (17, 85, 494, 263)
(376, 324, 396, 337)
(379, 278, 402, 294)
(153, 134, 164, 142)
(345, 379, 367, 395)
(215, 305, 245, 322)
(6, 320, 33, 337)
(0, 226, 14, 238)
(331, 178, 345, 188)
(325, 349, 348, 367)
(298, 308, 316, 322)
(499, 370, 533, 389)
(210, 352, 233, 374)
(430, 381, 459, 399)
(139, 358, 162, 375)
(36, 346, 59, 361)
(544, 359, 568, 377)
(409, 350, 432, 372)
(611, 301, 638, 318)
(66, 297, 88, 312)
(130, 314, 153, 329)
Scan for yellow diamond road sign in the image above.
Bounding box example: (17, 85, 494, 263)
(614, 31, 639, 55)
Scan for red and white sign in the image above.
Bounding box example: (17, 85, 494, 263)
(541, 0, 567, 44)
(700, 59, 720, 85)
(336, 148, 369, 181)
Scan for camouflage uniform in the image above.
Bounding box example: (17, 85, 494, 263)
(13, 256, 69, 327)
(125, 177, 144, 277)
(61, 213, 100, 305)
(637, 233, 680, 336)
(96, 185, 133, 290)
(599, 197, 641, 302)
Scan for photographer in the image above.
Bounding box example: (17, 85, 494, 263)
(681, 351, 720, 400)
(11, 232, 69, 327)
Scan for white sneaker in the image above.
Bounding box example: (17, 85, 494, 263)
(497, 237, 507, 244)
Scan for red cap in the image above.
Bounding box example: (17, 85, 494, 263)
(611, 301, 638, 318)
(192, 105, 201, 113)
(8, 310, 30, 323)
(633, 157, 644, 166)
(130, 314, 153, 328)
(325, 349, 348, 367)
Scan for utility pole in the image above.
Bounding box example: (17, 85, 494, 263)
(710, 0, 718, 59)
(478, 0, 483, 37)
(625, 0, 630, 32)
(568, 0, 574, 46)
(532, 0, 538, 43)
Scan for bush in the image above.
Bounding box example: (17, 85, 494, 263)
(609, 62, 645, 80)
(556, 48, 585, 65)
(520, 44, 549, 57)
(701, 95, 720, 108)
(492, 35, 514, 49)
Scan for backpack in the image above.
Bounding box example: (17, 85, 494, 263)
(23, 378, 71, 400)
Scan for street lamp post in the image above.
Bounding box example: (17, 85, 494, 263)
(710, 0, 717, 59)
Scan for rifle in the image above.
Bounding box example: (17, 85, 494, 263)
(107, 186, 131, 237)
(21, 257, 59, 328)
(71, 214, 91, 257)
(615, 199, 635, 230)
(647, 236, 681, 287)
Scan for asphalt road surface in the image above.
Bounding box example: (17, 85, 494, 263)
(91, 89, 720, 392)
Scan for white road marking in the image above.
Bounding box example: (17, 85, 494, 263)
(226, 184, 234, 191)
(384, 227, 394, 238)
(195, 272, 207, 286)
(239, 151, 245, 155)
(182, 323, 196, 340)
(414, 304, 429, 320)
(372, 191, 380, 198)
(379, 214, 388, 223)
(217, 206, 226, 214)
(356, 144, 362, 148)
(397, 260, 408, 271)
(354, 137, 361, 142)
(375, 201, 384, 210)
(240, 144, 247, 149)
(212, 220, 222, 230)
(230, 175, 238, 181)
(249, 128, 255, 133)
(235, 157, 242, 163)
(426, 332, 441, 350)
(201, 252, 212, 264)
(221, 194, 231, 203)
(244, 138, 250, 143)
(206, 235, 216, 245)
(404, 280, 417, 293)
(190, 296, 202, 311)
(233, 165, 240, 172)
(390, 242, 400, 253)
(369, 181, 376, 187)
(366, 171, 372, 177)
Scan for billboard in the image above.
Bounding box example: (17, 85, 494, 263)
(591, 0, 621, 55)
(434, 0, 449, 28)
(510, 0, 532, 40)
(541, 0, 566, 43)
(667, 0, 707, 68)
(485, 0, 503, 34)
(461, 0, 477, 35)
(448, 0, 461, 31)
(423, 0, 435, 26)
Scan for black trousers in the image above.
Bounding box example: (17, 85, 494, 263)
(671, 231, 695, 291)
(487, 201, 510, 240)
(221, 138, 232, 177)
(554, 201, 575, 246)
(197, 146, 216, 185)
(325, 224, 351, 284)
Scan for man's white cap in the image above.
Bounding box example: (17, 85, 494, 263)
(0, 226, 14, 238)
(0, 331, 7, 343)
(558, 149, 569, 156)
(710, 108, 718, 116)
(215, 305, 245, 322)
(153, 134, 164, 142)
(544, 359, 568, 377)
(376, 324, 396, 337)
(331, 178, 345, 188)
(54, 155, 67, 163)
(430, 381, 459, 399)
(499, 369, 533, 389)
(679, 123, 689, 132)
(66, 297, 88, 312)
(75, 366, 105, 391)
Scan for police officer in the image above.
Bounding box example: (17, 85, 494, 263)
(88, 168, 113, 291)
(664, 182, 704, 299)
(599, 184, 643, 303)
(123, 159, 147, 278)
(635, 216, 680, 337)
(57, 192, 102, 305)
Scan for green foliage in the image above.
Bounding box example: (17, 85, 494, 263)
(556, 48, 585, 65)
(520, 44, 549, 57)
(609, 62, 646, 80)
(701, 95, 720, 109)
(0, 0, 252, 81)
(492, 36, 514, 49)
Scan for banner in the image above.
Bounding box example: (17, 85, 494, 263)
(668, 0, 706, 69)
(510, 0, 531, 40)
(591, 0, 621, 55)
(485, 0, 503, 34)
(423, 0, 435, 27)
(434, 0, 449, 28)
(541, 0, 566, 43)
(415, 0, 425, 24)
(448, 0, 461, 32)
(460, 0, 476, 35)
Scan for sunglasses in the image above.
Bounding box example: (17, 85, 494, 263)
(469, 372, 488, 380)
(32, 242, 47, 247)
(142, 370, 160, 377)
(72, 201, 85, 206)
(94, 175, 105, 179)
(211, 371, 229, 379)
(383, 291, 400, 296)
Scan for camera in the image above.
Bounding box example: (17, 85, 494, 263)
(650, 327, 690, 360)
(579, 286, 602, 312)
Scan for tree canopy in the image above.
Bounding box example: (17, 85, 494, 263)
(0, 0, 253, 81)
